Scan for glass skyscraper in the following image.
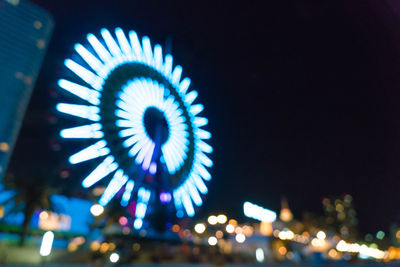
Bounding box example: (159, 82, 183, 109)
(0, 0, 53, 180)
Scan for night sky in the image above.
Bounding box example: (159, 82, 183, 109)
(10, 0, 400, 234)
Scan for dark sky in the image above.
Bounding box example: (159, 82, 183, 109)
(10, 0, 400, 234)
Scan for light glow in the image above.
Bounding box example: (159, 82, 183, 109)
(194, 223, 206, 234)
(40, 231, 54, 256)
(243, 201, 277, 222)
(82, 156, 118, 188)
(58, 28, 213, 220)
(256, 248, 265, 263)
(90, 204, 104, 216)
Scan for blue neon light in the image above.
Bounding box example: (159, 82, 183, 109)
(57, 28, 213, 220)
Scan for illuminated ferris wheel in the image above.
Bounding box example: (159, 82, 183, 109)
(56, 28, 213, 229)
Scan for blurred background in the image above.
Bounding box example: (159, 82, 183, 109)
(1, 0, 400, 265)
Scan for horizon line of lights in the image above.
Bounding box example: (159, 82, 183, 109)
(57, 27, 213, 225)
(336, 240, 386, 260)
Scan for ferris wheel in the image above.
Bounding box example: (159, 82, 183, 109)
(56, 28, 213, 229)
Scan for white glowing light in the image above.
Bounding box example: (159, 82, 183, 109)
(217, 214, 227, 224)
(58, 79, 100, 105)
(256, 248, 265, 263)
(194, 223, 206, 234)
(56, 103, 100, 121)
(133, 187, 151, 229)
(82, 156, 118, 188)
(208, 236, 217, 246)
(69, 140, 109, 164)
(317, 231, 326, 240)
(40, 231, 54, 256)
(90, 204, 104, 216)
(64, 59, 102, 90)
(120, 180, 134, 206)
(109, 252, 120, 263)
(226, 224, 235, 233)
(99, 170, 128, 206)
(243, 201, 277, 222)
(60, 123, 103, 139)
(208, 215, 218, 225)
(236, 233, 246, 243)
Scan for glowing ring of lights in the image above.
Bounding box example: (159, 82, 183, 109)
(56, 28, 213, 226)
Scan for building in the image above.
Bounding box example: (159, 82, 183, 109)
(0, 0, 54, 180)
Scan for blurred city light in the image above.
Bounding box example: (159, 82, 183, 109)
(118, 216, 128, 226)
(39, 231, 54, 256)
(216, 230, 223, 238)
(217, 214, 227, 224)
(208, 236, 217, 246)
(109, 252, 120, 263)
(243, 201, 276, 222)
(226, 224, 235, 233)
(256, 248, 265, 263)
(317, 231, 326, 240)
(207, 215, 217, 225)
(260, 221, 273, 236)
(376, 230, 385, 240)
(235, 233, 246, 243)
(278, 229, 294, 240)
(194, 223, 206, 234)
(90, 204, 104, 216)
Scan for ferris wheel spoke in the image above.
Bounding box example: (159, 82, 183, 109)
(193, 117, 208, 127)
(114, 109, 132, 120)
(69, 140, 109, 164)
(60, 123, 103, 139)
(128, 137, 150, 158)
(196, 151, 213, 168)
(195, 128, 211, 140)
(57, 103, 101, 122)
(58, 79, 100, 105)
(197, 140, 213, 154)
(179, 78, 191, 95)
(64, 59, 103, 90)
(101, 28, 123, 63)
(87, 33, 112, 64)
(134, 187, 151, 229)
(142, 142, 155, 171)
(180, 187, 195, 217)
(82, 156, 118, 188)
(162, 144, 182, 173)
(115, 28, 134, 61)
(195, 162, 211, 181)
(74, 43, 105, 78)
(129, 31, 143, 61)
(135, 139, 154, 165)
(171, 65, 182, 86)
(190, 173, 208, 194)
(142, 36, 154, 66)
(120, 180, 135, 207)
(190, 104, 204, 116)
(119, 127, 144, 138)
(184, 90, 198, 105)
(161, 149, 175, 174)
(99, 169, 128, 206)
(184, 180, 202, 207)
(163, 54, 173, 78)
(153, 44, 163, 70)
